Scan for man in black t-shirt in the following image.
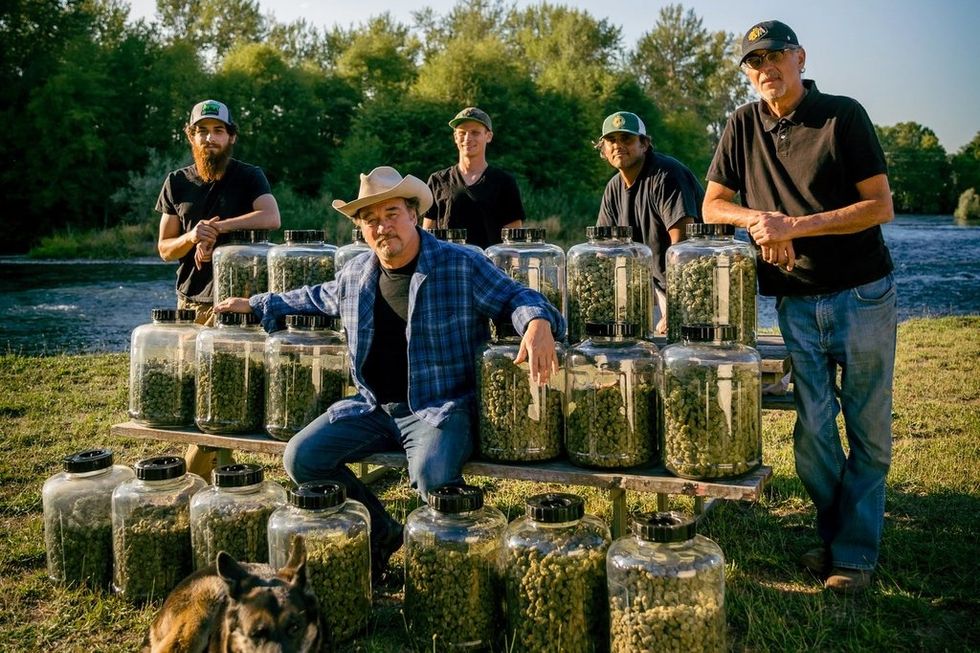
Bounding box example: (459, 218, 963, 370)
(595, 111, 704, 333)
(423, 107, 524, 249)
(704, 21, 896, 593)
(155, 99, 281, 479)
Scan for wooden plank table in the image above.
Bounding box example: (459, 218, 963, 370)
(110, 421, 772, 538)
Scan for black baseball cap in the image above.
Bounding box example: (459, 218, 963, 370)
(740, 20, 800, 65)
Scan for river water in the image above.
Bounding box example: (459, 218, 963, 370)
(0, 215, 977, 355)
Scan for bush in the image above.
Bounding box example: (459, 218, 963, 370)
(954, 188, 980, 223)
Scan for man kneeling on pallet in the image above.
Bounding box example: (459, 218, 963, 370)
(215, 166, 564, 583)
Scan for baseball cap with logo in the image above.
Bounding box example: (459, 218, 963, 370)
(740, 20, 800, 65)
(448, 107, 493, 131)
(189, 100, 233, 127)
(600, 111, 647, 139)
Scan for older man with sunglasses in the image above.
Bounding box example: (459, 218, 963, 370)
(704, 21, 896, 592)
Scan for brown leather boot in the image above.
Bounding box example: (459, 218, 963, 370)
(824, 567, 872, 593)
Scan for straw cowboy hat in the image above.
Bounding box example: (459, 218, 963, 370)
(331, 166, 433, 218)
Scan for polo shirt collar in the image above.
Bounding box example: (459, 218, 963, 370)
(760, 79, 819, 132)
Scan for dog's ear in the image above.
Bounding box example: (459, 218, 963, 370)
(278, 536, 309, 589)
(215, 550, 253, 599)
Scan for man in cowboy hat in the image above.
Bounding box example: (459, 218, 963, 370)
(595, 110, 704, 334)
(215, 166, 564, 583)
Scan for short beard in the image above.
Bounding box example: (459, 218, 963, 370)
(192, 142, 233, 182)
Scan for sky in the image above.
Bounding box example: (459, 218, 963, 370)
(126, 0, 980, 152)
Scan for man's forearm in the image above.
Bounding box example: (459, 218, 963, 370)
(215, 208, 280, 234)
(158, 232, 195, 261)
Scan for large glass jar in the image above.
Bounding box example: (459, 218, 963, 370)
(265, 315, 350, 441)
(665, 224, 757, 345)
(267, 229, 337, 293)
(190, 464, 286, 569)
(212, 229, 272, 304)
(427, 227, 485, 254)
(42, 449, 135, 588)
(477, 323, 564, 462)
(499, 493, 610, 653)
(567, 226, 654, 343)
(334, 227, 371, 270)
(128, 308, 200, 427)
(566, 323, 661, 469)
(111, 455, 206, 601)
(268, 481, 371, 646)
(607, 512, 725, 653)
(404, 485, 507, 651)
(195, 312, 266, 434)
(486, 227, 565, 317)
(661, 324, 762, 479)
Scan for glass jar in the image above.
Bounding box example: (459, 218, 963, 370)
(42, 449, 135, 588)
(195, 312, 266, 434)
(499, 493, 610, 653)
(566, 226, 654, 343)
(427, 227, 485, 254)
(404, 485, 507, 650)
(268, 481, 371, 646)
(486, 227, 565, 318)
(334, 227, 371, 270)
(665, 224, 757, 345)
(661, 324, 762, 479)
(128, 308, 200, 427)
(265, 315, 350, 441)
(190, 463, 286, 569)
(607, 512, 725, 653)
(212, 229, 272, 304)
(267, 229, 337, 293)
(566, 322, 661, 469)
(477, 323, 564, 462)
(111, 455, 206, 601)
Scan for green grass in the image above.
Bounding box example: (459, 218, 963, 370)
(0, 317, 978, 651)
(28, 223, 158, 260)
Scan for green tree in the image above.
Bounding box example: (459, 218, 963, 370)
(155, 0, 266, 65)
(333, 14, 420, 101)
(877, 122, 950, 214)
(950, 131, 980, 200)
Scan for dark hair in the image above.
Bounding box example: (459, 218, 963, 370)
(184, 121, 238, 140)
(355, 196, 421, 222)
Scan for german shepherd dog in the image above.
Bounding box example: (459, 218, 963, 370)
(141, 537, 324, 652)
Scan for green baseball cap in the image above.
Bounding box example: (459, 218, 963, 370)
(600, 111, 647, 139)
(449, 107, 493, 131)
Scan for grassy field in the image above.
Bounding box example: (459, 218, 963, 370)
(0, 317, 977, 652)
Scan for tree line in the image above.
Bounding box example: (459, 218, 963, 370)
(3, 0, 978, 254)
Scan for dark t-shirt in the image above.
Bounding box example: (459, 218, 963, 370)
(707, 80, 892, 296)
(156, 159, 272, 302)
(424, 165, 525, 249)
(597, 151, 705, 291)
(361, 255, 417, 403)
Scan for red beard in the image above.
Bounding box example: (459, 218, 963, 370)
(192, 141, 233, 182)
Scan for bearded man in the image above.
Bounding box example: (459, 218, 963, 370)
(156, 99, 280, 479)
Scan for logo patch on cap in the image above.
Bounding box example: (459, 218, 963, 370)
(201, 101, 221, 117)
(612, 114, 626, 128)
(748, 25, 767, 42)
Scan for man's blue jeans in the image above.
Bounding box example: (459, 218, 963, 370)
(777, 273, 896, 571)
(283, 403, 474, 546)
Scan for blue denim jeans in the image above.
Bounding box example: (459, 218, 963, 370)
(777, 273, 897, 571)
(282, 402, 474, 547)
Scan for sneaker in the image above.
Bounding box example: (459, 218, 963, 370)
(799, 546, 830, 575)
(824, 567, 872, 593)
(371, 522, 404, 587)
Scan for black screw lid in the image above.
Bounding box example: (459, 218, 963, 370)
(176, 309, 197, 322)
(63, 448, 113, 473)
(493, 320, 519, 340)
(284, 229, 325, 244)
(285, 314, 330, 329)
(681, 323, 737, 343)
(213, 463, 264, 487)
(585, 321, 636, 338)
(427, 484, 484, 513)
(501, 227, 527, 241)
(526, 492, 585, 523)
(633, 511, 697, 542)
(226, 229, 270, 244)
(151, 308, 178, 322)
(135, 455, 186, 481)
(216, 312, 260, 327)
(525, 228, 546, 241)
(289, 481, 346, 509)
(686, 223, 735, 237)
(586, 225, 632, 240)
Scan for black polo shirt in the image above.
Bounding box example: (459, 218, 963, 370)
(597, 151, 704, 292)
(424, 165, 525, 249)
(707, 80, 892, 296)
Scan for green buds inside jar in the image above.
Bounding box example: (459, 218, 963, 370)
(212, 230, 272, 304)
(129, 308, 200, 427)
(195, 311, 266, 434)
(267, 230, 337, 293)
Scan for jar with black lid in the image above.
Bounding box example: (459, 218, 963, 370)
(212, 229, 272, 304)
(129, 308, 200, 427)
(195, 311, 266, 434)
(267, 229, 337, 293)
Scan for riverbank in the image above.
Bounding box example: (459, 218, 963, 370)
(0, 316, 977, 651)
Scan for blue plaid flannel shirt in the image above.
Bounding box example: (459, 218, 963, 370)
(248, 228, 565, 426)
